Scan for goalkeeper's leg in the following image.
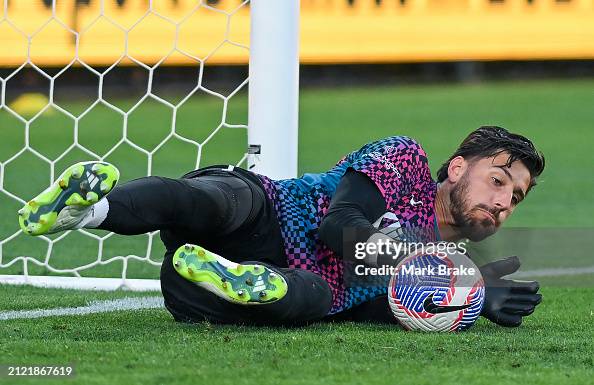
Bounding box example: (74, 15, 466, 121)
(19, 162, 333, 324)
(161, 247, 333, 326)
(96, 173, 255, 238)
(19, 161, 249, 238)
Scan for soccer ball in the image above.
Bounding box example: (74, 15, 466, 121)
(388, 250, 485, 332)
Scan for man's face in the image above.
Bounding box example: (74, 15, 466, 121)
(449, 152, 531, 241)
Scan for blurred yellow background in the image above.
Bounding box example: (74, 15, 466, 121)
(0, 0, 593, 66)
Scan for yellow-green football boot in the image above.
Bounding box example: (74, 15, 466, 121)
(172, 244, 289, 305)
(18, 161, 119, 236)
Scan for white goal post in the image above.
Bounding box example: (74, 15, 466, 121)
(0, 0, 299, 291)
(248, 0, 299, 180)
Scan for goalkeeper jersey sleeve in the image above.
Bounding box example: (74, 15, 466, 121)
(317, 168, 386, 258)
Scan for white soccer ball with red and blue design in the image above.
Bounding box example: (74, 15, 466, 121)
(388, 250, 485, 332)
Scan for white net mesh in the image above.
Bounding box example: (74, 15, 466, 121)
(0, 0, 251, 286)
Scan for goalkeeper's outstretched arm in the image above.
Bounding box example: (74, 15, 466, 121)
(319, 169, 403, 266)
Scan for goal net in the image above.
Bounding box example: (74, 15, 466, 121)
(0, 0, 298, 290)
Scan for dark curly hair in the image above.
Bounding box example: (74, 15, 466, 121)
(436, 126, 545, 192)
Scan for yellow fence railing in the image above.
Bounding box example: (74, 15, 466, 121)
(0, 0, 593, 66)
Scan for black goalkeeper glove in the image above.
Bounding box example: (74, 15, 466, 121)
(479, 256, 542, 327)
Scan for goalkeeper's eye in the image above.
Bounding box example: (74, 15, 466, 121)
(491, 176, 502, 186)
(511, 195, 520, 205)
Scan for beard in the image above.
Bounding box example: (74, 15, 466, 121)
(449, 173, 500, 241)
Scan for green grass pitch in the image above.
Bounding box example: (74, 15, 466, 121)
(1, 79, 593, 384)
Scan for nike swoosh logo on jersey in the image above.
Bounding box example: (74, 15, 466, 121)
(423, 291, 471, 314)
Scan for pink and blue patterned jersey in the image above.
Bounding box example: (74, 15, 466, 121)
(257, 136, 439, 314)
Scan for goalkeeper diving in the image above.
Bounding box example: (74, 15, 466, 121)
(18, 126, 544, 327)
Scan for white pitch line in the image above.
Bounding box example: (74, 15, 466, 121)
(0, 296, 164, 321)
(511, 265, 594, 278)
(1, 267, 592, 321)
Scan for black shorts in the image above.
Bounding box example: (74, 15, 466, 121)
(160, 165, 288, 267)
(159, 165, 333, 325)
